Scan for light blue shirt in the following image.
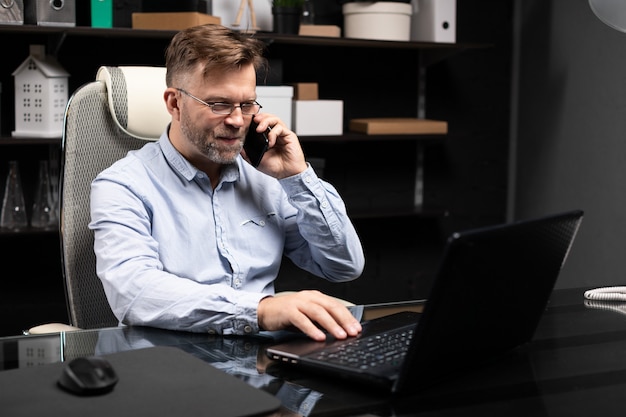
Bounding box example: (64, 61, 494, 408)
(89, 129, 365, 335)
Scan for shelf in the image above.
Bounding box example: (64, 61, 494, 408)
(0, 24, 474, 46)
(0, 133, 443, 145)
(0, 10, 509, 332)
(349, 205, 448, 220)
(0, 137, 61, 145)
(0, 228, 58, 236)
(300, 133, 445, 142)
(0, 25, 489, 65)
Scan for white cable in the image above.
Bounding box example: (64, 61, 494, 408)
(584, 286, 626, 301)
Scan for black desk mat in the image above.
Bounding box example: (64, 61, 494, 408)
(0, 345, 281, 417)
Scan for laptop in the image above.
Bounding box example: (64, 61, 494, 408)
(266, 210, 584, 394)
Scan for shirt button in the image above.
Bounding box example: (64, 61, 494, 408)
(259, 220, 265, 226)
(234, 278, 241, 286)
(321, 200, 328, 208)
(243, 325, 253, 333)
(304, 175, 311, 183)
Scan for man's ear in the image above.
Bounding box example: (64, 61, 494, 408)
(164, 88, 181, 119)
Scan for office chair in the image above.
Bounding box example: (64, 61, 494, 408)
(28, 66, 170, 334)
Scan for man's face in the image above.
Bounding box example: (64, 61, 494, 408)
(176, 64, 258, 166)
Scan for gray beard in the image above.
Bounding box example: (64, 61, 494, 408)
(180, 112, 242, 165)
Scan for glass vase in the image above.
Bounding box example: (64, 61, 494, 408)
(31, 160, 58, 230)
(0, 160, 28, 231)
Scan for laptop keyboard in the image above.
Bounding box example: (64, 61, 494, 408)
(310, 326, 414, 371)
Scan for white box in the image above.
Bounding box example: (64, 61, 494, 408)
(256, 86, 294, 129)
(293, 100, 343, 136)
(411, 0, 456, 43)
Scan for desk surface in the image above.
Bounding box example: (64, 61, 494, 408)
(1, 289, 626, 416)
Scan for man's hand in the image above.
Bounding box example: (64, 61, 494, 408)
(258, 290, 362, 341)
(249, 114, 308, 179)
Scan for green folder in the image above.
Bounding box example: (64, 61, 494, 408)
(91, 0, 112, 28)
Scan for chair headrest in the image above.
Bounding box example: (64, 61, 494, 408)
(96, 66, 170, 141)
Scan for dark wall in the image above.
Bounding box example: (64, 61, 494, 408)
(514, 0, 626, 289)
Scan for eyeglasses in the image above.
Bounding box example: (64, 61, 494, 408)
(176, 88, 262, 115)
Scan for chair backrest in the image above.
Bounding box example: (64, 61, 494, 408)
(60, 66, 169, 329)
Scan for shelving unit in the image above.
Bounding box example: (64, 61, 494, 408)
(0, 22, 508, 336)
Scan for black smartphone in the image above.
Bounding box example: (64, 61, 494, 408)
(244, 119, 270, 168)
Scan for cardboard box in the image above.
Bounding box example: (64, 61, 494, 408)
(256, 86, 294, 129)
(298, 25, 341, 38)
(132, 12, 220, 30)
(293, 100, 343, 136)
(291, 83, 318, 100)
(349, 118, 448, 135)
(89, 0, 211, 28)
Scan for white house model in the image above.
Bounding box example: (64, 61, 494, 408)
(11, 45, 69, 138)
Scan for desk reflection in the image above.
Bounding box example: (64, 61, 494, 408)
(0, 326, 324, 417)
(95, 327, 323, 417)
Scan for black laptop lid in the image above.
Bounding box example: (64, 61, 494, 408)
(396, 210, 584, 392)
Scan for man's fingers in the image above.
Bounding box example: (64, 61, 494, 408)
(258, 291, 362, 341)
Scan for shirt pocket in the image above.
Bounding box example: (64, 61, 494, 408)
(238, 212, 282, 260)
(240, 211, 277, 228)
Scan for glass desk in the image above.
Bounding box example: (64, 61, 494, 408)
(2, 290, 626, 416)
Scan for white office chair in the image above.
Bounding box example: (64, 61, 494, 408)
(28, 66, 170, 334)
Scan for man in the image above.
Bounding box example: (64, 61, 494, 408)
(90, 24, 364, 341)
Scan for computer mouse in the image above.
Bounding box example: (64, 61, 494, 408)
(57, 356, 119, 395)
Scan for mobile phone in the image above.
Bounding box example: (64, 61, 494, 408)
(244, 119, 270, 168)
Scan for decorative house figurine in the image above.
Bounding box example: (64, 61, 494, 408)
(11, 44, 69, 138)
